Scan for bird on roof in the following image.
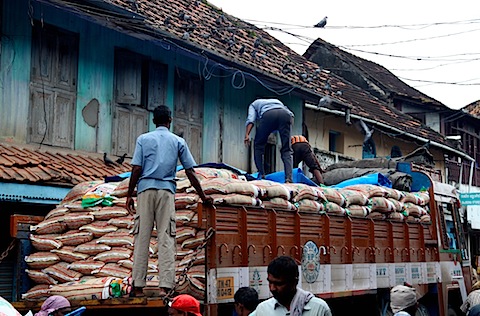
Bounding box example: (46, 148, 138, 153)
(126, 0, 139, 12)
(314, 16, 328, 28)
(182, 31, 190, 40)
(164, 17, 171, 26)
(318, 95, 332, 108)
(239, 45, 245, 55)
(323, 79, 331, 91)
(103, 153, 115, 166)
(116, 153, 127, 164)
(254, 36, 262, 48)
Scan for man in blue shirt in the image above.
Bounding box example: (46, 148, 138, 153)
(244, 99, 294, 183)
(126, 105, 211, 298)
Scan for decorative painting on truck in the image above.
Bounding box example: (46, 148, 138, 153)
(302, 240, 320, 284)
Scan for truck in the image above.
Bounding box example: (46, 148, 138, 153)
(10, 162, 472, 316)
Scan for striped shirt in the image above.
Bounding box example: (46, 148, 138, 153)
(461, 290, 480, 314)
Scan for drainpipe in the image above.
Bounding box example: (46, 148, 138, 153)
(468, 160, 475, 193)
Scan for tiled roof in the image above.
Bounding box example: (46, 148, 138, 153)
(304, 38, 445, 107)
(338, 82, 447, 145)
(92, 0, 453, 147)
(0, 143, 131, 186)
(70, 0, 352, 107)
(463, 100, 480, 117)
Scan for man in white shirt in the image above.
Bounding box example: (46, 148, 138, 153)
(250, 256, 331, 316)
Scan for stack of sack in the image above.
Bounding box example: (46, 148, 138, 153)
(23, 167, 433, 301)
(23, 176, 208, 301)
(333, 184, 431, 223)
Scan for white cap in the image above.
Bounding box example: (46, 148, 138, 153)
(390, 285, 417, 313)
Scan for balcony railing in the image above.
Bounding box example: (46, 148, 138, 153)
(446, 160, 480, 186)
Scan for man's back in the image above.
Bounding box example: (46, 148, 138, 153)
(132, 126, 195, 194)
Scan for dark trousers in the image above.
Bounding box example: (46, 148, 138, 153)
(292, 142, 321, 172)
(254, 108, 293, 181)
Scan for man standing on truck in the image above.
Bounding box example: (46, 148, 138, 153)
(389, 284, 418, 316)
(244, 98, 294, 183)
(251, 256, 331, 316)
(126, 105, 212, 298)
(291, 135, 324, 185)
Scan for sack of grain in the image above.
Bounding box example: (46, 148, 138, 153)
(43, 262, 83, 283)
(93, 247, 132, 263)
(249, 180, 290, 200)
(316, 187, 345, 206)
(60, 181, 103, 205)
(92, 263, 131, 279)
(44, 207, 69, 220)
(296, 199, 324, 213)
(54, 230, 93, 246)
(30, 218, 67, 235)
(30, 234, 63, 251)
(79, 221, 118, 237)
(51, 246, 89, 263)
(25, 269, 57, 285)
(369, 197, 395, 213)
(108, 216, 134, 229)
(21, 284, 50, 300)
(343, 184, 387, 198)
(262, 198, 296, 211)
(74, 240, 111, 255)
(49, 276, 114, 300)
(339, 189, 368, 207)
(68, 259, 105, 275)
(25, 252, 60, 269)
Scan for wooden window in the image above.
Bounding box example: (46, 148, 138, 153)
(173, 68, 204, 163)
(112, 50, 167, 156)
(29, 23, 78, 148)
(328, 130, 344, 154)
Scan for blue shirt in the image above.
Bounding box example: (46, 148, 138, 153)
(245, 99, 294, 126)
(131, 126, 196, 194)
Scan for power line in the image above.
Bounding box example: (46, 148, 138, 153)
(398, 76, 480, 85)
(242, 17, 480, 30)
(340, 28, 480, 48)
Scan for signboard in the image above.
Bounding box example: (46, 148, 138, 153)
(460, 192, 480, 206)
(217, 277, 234, 300)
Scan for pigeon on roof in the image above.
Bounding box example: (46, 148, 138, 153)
(314, 16, 328, 28)
(116, 153, 127, 164)
(103, 153, 115, 166)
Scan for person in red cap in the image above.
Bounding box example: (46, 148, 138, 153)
(168, 294, 202, 316)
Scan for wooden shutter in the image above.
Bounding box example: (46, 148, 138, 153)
(29, 24, 77, 148)
(173, 68, 204, 163)
(147, 62, 167, 110)
(114, 51, 142, 105)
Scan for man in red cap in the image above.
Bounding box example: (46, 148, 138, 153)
(168, 294, 202, 316)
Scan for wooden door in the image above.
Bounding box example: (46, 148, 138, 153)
(29, 24, 78, 148)
(173, 68, 204, 163)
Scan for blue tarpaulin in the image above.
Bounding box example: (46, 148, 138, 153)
(252, 168, 318, 186)
(333, 172, 392, 188)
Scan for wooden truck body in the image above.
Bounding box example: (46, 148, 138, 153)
(11, 163, 470, 316)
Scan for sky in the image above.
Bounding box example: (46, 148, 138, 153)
(208, 0, 480, 110)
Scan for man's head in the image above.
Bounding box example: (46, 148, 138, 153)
(168, 294, 202, 316)
(234, 287, 259, 316)
(267, 256, 299, 304)
(153, 105, 172, 127)
(390, 285, 418, 314)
